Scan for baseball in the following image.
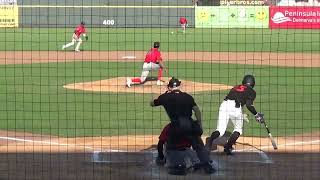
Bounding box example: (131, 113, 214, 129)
(171, 31, 174, 34)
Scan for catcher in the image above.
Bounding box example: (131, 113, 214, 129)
(205, 74, 265, 155)
(156, 123, 203, 175)
(62, 21, 88, 52)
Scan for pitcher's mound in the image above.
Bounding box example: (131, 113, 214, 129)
(64, 77, 232, 94)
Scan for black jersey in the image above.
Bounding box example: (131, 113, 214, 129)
(153, 90, 196, 120)
(225, 84, 257, 115)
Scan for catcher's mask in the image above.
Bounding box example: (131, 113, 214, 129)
(242, 74, 255, 88)
(168, 77, 181, 89)
(154, 42, 160, 48)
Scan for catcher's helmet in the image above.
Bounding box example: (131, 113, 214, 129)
(80, 21, 85, 26)
(168, 77, 181, 88)
(154, 42, 160, 48)
(242, 75, 255, 88)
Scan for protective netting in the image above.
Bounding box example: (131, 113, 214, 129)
(0, 0, 319, 179)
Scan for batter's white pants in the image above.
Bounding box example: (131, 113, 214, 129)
(63, 33, 82, 51)
(140, 62, 161, 82)
(215, 100, 244, 136)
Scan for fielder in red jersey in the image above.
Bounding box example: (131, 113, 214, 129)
(179, 17, 188, 33)
(62, 21, 88, 52)
(126, 42, 166, 87)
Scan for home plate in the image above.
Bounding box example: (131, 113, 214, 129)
(122, 56, 136, 59)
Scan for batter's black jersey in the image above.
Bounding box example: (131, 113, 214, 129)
(153, 90, 196, 120)
(225, 84, 257, 114)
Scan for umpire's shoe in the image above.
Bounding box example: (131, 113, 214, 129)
(167, 164, 187, 176)
(223, 145, 233, 155)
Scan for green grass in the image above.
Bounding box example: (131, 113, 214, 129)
(0, 61, 319, 137)
(1, 28, 320, 52)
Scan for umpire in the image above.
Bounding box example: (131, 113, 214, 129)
(151, 77, 215, 175)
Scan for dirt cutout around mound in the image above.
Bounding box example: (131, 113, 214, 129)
(63, 77, 233, 94)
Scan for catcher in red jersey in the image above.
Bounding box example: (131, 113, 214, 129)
(205, 75, 265, 155)
(62, 21, 88, 52)
(126, 42, 166, 87)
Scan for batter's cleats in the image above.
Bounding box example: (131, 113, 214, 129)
(126, 78, 132, 88)
(74, 49, 80, 52)
(223, 145, 233, 155)
(156, 80, 164, 86)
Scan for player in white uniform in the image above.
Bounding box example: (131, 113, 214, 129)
(205, 75, 265, 155)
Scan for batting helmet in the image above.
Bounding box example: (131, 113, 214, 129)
(242, 75, 255, 88)
(80, 21, 85, 26)
(154, 42, 160, 48)
(168, 77, 181, 88)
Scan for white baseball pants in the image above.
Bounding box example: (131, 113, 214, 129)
(140, 62, 161, 82)
(215, 100, 244, 135)
(63, 33, 82, 51)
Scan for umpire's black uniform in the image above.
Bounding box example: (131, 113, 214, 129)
(151, 77, 215, 174)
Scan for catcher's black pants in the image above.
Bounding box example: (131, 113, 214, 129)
(167, 117, 210, 164)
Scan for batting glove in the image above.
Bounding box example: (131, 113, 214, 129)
(255, 112, 264, 123)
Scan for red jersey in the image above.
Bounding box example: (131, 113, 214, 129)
(74, 25, 86, 38)
(179, 17, 187, 24)
(159, 123, 191, 149)
(144, 48, 162, 63)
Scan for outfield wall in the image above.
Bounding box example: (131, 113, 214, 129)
(17, 0, 194, 27)
(16, 0, 193, 6)
(19, 7, 194, 28)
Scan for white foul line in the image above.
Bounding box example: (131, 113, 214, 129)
(236, 139, 320, 152)
(233, 139, 320, 164)
(0, 136, 123, 152)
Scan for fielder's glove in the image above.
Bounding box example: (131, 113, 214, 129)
(85, 36, 88, 41)
(255, 112, 264, 124)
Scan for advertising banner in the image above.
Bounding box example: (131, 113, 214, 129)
(270, 6, 320, 29)
(0, 0, 18, 27)
(197, 0, 267, 6)
(195, 6, 268, 28)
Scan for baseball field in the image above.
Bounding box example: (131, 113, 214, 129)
(0, 2, 320, 179)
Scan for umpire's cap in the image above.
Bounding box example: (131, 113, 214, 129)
(81, 21, 85, 26)
(242, 74, 255, 88)
(168, 77, 181, 88)
(154, 42, 160, 48)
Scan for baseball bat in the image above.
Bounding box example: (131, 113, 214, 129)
(263, 121, 278, 150)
